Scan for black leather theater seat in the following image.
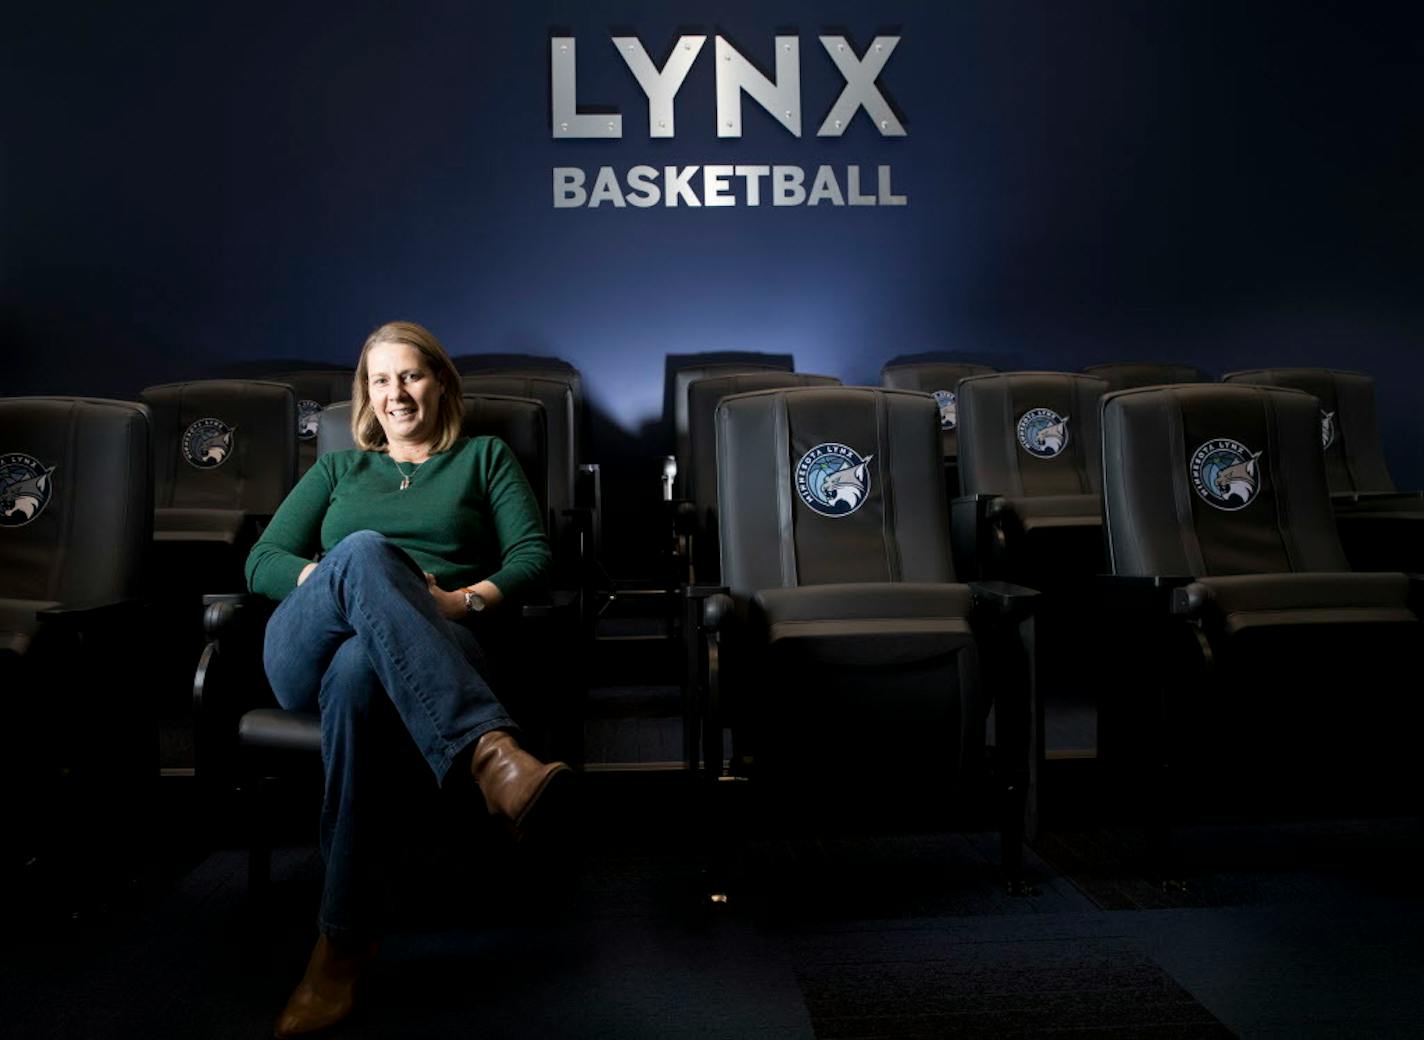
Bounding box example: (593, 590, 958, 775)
(666, 357, 793, 496)
(141, 379, 297, 554)
(0, 396, 154, 877)
(1099, 382, 1423, 831)
(952, 372, 1109, 586)
(262, 370, 355, 478)
(140, 379, 297, 719)
(881, 360, 997, 500)
(460, 373, 592, 590)
(1222, 367, 1424, 572)
(1082, 362, 1208, 393)
(685, 385, 1036, 883)
(452, 355, 586, 458)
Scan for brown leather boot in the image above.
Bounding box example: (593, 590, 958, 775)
(273, 934, 377, 1038)
(469, 729, 573, 835)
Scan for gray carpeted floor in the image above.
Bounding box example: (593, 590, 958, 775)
(5, 796, 1424, 1039)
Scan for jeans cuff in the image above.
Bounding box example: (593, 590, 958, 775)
(437, 716, 519, 787)
(318, 915, 371, 944)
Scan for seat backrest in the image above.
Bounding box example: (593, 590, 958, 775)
(880, 361, 997, 460)
(452, 357, 584, 459)
(669, 359, 794, 485)
(0, 397, 152, 604)
(459, 374, 575, 522)
(320, 395, 550, 531)
(716, 386, 954, 597)
(688, 372, 842, 525)
(1083, 362, 1208, 393)
(140, 380, 296, 513)
(687, 373, 840, 581)
(1102, 383, 1349, 577)
(957, 373, 1109, 497)
(262, 370, 355, 477)
(1221, 368, 1395, 494)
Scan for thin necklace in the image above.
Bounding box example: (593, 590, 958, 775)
(392, 456, 420, 491)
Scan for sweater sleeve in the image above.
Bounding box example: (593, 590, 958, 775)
(481, 438, 553, 600)
(245, 457, 336, 601)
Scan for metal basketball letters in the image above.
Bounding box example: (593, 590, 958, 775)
(550, 32, 908, 209)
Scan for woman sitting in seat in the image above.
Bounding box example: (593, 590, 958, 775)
(245, 320, 569, 1037)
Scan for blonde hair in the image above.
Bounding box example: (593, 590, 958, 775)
(351, 321, 465, 453)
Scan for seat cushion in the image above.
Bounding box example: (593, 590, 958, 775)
(238, 708, 321, 753)
(750, 582, 975, 667)
(0, 597, 60, 657)
(1331, 490, 1424, 517)
(990, 494, 1105, 585)
(741, 582, 984, 816)
(154, 507, 249, 544)
(1193, 572, 1418, 635)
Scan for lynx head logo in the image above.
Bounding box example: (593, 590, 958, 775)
(298, 400, 322, 441)
(1320, 410, 1336, 450)
(931, 389, 957, 431)
(795, 443, 874, 518)
(1016, 408, 1070, 459)
(0, 453, 56, 527)
(183, 418, 235, 469)
(1191, 438, 1263, 511)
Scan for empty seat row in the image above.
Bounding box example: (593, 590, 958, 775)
(680, 381, 1422, 879)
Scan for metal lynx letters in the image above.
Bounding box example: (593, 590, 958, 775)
(550, 32, 908, 209)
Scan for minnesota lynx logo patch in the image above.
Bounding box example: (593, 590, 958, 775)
(0, 453, 56, 527)
(795, 443, 874, 518)
(298, 400, 322, 441)
(1016, 408, 1070, 459)
(1191, 438, 1262, 511)
(931, 389, 957, 431)
(1320, 410, 1336, 450)
(183, 418, 234, 469)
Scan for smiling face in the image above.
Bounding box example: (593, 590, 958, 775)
(365, 340, 444, 454)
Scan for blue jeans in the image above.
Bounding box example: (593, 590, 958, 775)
(262, 530, 517, 939)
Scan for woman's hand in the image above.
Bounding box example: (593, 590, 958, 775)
(425, 573, 468, 620)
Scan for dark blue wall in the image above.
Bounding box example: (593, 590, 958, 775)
(4, 1, 1422, 549)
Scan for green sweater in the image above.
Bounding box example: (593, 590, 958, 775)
(245, 436, 551, 602)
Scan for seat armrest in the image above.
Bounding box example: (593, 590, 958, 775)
(194, 593, 277, 793)
(1170, 582, 1210, 619)
(576, 463, 603, 558)
(668, 498, 697, 534)
(1402, 573, 1423, 614)
(968, 580, 1038, 620)
(682, 583, 732, 775)
(685, 584, 732, 631)
(520, 587, 579, 620)
(1094, 574, 1197, 614)
(703, 593, 734, 631)
(575, 463, 602, 507)
(684, 584, 734, 631)
(951, 493, 1002, 582)
(201, 592, 279, 642)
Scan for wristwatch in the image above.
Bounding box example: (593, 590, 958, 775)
(462, 588, 486, 614)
